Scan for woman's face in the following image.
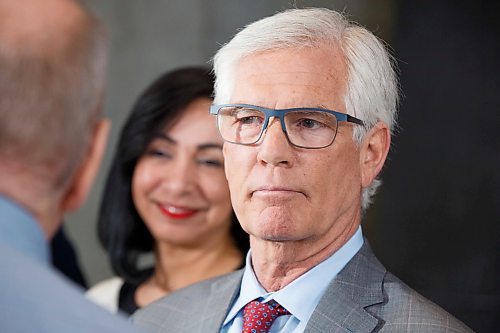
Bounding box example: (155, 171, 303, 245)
(132, 98, 233, 247)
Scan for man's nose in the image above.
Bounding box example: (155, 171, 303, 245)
(256, 117, 293, 167)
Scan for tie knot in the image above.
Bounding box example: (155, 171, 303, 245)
(242, 299, 290, 333)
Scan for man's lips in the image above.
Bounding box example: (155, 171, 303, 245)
(250, 186, 304, 197)
(159, 204, 198, 219)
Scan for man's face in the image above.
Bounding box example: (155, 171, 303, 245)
(223, 47, 363, 248)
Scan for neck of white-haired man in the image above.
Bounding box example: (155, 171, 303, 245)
(248, 200, 362, 292)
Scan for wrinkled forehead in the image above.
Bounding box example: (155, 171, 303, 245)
(230, 47, 348, 112)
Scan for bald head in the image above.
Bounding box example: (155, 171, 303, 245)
(0, 0, 108, 189)
(0, 0, 89, 48)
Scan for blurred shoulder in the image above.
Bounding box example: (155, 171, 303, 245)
(0, 245, 143, 333)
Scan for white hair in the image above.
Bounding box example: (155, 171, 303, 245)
(213, 8, 399, 213)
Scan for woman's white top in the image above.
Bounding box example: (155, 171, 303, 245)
(86, 276, 124, 313)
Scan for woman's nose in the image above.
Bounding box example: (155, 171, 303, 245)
(162, 157, 197, 194)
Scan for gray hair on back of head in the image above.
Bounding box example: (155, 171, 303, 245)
(212, 7, 399, 213)
(0, 2, 108, 190)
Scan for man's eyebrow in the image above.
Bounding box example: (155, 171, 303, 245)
(154, 133, 222, 151)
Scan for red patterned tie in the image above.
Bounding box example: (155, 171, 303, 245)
(242, 299, 290, 333)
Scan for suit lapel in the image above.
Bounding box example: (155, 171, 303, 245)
(198, 270, 244, 332)
(305, 242, 386, 333)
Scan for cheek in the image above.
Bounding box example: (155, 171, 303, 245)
(223, 145, 251, 187)
(308, 139, 358, 186)
(131, 165, 143, 201)
(131, 161, 156, 203)
(130, 164, 151, 224)
(200, 172, 232, 206)
(203, 177, 233, 226)
(320, 148, 361, 204)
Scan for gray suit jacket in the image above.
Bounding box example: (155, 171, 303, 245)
(132, 243, 473, 332)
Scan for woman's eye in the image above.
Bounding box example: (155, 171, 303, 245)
(146, 149, 172, 159)
(198, 159, 223, 168)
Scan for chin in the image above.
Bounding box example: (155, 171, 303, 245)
(241, 207, 303, 238)
(259, 234, 297, 242)
(251, 223, 299, 242)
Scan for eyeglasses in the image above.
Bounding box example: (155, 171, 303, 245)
(209, 104, 364, 149)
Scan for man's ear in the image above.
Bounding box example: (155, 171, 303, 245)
(61, 119, 110, 212)
(359, 122, 391, 187)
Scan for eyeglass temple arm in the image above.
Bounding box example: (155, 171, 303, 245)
(346, 114, 364, 126)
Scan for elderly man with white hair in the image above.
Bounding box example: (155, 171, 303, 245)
(133, 8, 472, 333)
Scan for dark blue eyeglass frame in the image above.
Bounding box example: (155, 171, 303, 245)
(209, 103, 365, 149)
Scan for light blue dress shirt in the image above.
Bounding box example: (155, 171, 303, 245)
(0, 195, 145, 333)
(221, 226, 364, 333)
(0, 196, 49, 262)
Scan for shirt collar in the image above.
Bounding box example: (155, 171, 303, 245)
(0, 195, 49, 263)
(224, 226, 364, 325)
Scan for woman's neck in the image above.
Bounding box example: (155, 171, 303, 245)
(135, 235, 243, 307)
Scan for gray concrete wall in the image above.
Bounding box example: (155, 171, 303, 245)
(66, 0, 394, 287)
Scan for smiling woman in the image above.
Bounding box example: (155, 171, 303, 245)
(132, 98, 235, 248)
(86, 67, 249, 315)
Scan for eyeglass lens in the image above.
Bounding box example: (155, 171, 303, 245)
(217, 106, 338, 148)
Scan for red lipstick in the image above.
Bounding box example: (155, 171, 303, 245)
(159, 205, 197, 219)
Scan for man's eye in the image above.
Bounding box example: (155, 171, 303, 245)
(237, 116, 263, 125)
(298, 118, 322, 129)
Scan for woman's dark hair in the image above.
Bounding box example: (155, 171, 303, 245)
(98, 66, 249, 283)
